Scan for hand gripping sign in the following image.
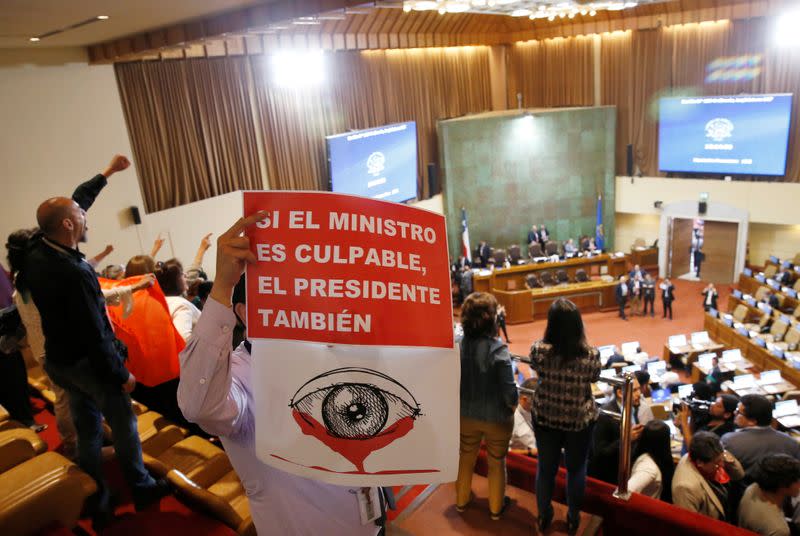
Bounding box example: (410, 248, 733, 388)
(244, 191, 458, 486)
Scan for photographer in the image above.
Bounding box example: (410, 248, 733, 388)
(676, 394, 739, 448)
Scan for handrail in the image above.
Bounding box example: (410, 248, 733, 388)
(512, 353, 635, 501)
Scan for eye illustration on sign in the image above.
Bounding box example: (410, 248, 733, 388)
(286, 367, 427, 473)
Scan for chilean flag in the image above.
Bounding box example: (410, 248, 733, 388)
(461, 207, 471, 262)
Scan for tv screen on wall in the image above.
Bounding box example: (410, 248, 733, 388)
(658, 94, 793, 176)
(326, 121, 418, 203)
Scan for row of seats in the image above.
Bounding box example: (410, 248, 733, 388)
(0, 403, 97, 535)
(484, 241, 581, 266)
(522, 268, 589, 289)
(18, 344, 255, 536)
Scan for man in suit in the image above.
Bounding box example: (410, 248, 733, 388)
(673, 431, 744, 521)
(563, 239, 577, 255)
(702, 283, 718, 311)
(527, 225, 539, 246)
(629, 264, 646, 280)
(661, 278, 676, 320)
(642, 273, 656, 317)
(589, 377, 644, 484)
(615, 275, 629, 320)
(765, 290, 781, 310)
(694, 247, 706, 278)
(721, 394, 800, 473)
(539, 225, 549, 248)
(476, 241, 491, 268)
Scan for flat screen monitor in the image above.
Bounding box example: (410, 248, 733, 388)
(722, 348, 743, 362)
(691, 331, 710, 345)
(678, 384, 694, 399)
(326, 121, 418, 203)
(658, 94, 793, 176)
(647, 361, 667, 375)
(734, 374, 755, 388)
(698, 353, 716, 368)
(621, 341, 640, 356)
(668, 334, 687, 348)
(623, 364, 641, 374)
(774, 399, 798, 418)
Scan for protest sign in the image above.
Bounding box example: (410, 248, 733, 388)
(243, 192, 458, 485)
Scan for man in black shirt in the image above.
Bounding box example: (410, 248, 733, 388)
(19, 155, 166, 526)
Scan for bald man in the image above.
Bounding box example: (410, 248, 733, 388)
(18, 155, 167, 528)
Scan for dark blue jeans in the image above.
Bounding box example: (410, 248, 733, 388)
(45, 357, 156, 513)
(533, 421, 595, 523)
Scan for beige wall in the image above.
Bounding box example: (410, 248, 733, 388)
(616, 176, 800, 266)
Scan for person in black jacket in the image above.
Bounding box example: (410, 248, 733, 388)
(661, 278, 676, 320)
(642, 273, 656, 317)
(694, 248, 705, 278)
(702, 283, 718, 312)
(18, 156, 168, 527)
(589, 377, 644, 484)
(615, 275, 629, 320)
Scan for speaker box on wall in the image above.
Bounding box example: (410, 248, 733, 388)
(626, 144, 634, 177)
(698, 201, 707, 215)
(427, 162, 440, 197)
(129, 206, 142, 225)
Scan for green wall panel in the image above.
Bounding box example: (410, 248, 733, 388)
(440, 107, 617, 259)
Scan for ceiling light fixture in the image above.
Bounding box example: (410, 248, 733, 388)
(97, 15, 109, 20)
(511, 8, 532, 17)
(29, 37, 40, 42)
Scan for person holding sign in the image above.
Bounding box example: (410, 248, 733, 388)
(177, 212, 380, 535)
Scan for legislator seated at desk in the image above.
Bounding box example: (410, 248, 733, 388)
(693, 351, 753, 383)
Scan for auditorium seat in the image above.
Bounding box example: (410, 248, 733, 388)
(762, 319, 790, 344)
(764, 265, 778, 278)
(732, 304, 749, 323)
(492, 249, 508, 266)
(755, 286, 770, 301)
(0, 403, 8, 423)
(0, 424, 47, 457)
(772, 326, 800, 352)
(539, 271, 555, 286)
(555, 269, 569, 284)
(508, 245, 522, 264)
(142, 426, 225, 479)
(0, 452, 96, 535)
(794, 279, 800, 293)
(137, 410, 187, 443)
(525, 274, 542, 289)
(529, 243, 543, 258)
(0, 431, 38, 474)
(26, 364, 57, 405)
(167, 455, 254, 535)
(744, 312, 770, 333)
(575, 269, 589, 282)
(794, 253, 800, 266)
(544, 241, 559, 256)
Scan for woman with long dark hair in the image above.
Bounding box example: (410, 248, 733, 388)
(455, 292, 519, 521)
(629, 420, 675, 502)
(529, 298, 601, 534)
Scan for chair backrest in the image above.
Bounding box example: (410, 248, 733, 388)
(764, 264, 778, 278)
(525, 274, 542, 288)
(492, 249, 507, 265)
(575, 269, 589, 282)
(529, 243, 543, 258)
(556, 269, 569, 283)
(771, 320, 789, 339)
(508, 245, 521, 263)
(794, 253, 800, 266)
(785, 327, 800, 346)
(755, 286, 770, 301)
(545, 241, 559, 256)
(782, 390, 800, 403)
(758, 313, 771, 328)
(794, 305, 800, 319)
(794, 279, 800, 292)
(540, 271, 554, 285)
(733, 304, 749, 323)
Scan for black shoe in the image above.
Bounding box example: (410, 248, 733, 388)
(538, 510, 553, 531)
(567, 515, 580, 535)
(490, 496, 512, 521)
(134, 478, 171, 511)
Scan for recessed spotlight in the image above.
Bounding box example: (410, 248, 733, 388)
(29, 37, 40, 42)
(97, 15, 109, 20)
(590, 10, 597, 16)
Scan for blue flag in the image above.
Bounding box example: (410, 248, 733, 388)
(595, 194, 605, 250)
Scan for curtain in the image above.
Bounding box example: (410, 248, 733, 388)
(508, 36, 595, 108)
(115, 58, 264, 212)
(600, 31, 633, 175)
(250, 47, 493, 194)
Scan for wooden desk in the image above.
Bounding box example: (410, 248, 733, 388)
(472, 254, 627, 294)
(630, 247, 658, 272)
(693, 359, 753, 383)
(493, 280, 618, 324)
(737, 274, 800, 312)
(661, 341, 725, 365)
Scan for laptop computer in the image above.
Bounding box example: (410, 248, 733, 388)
(774, 400, 800, 429)
(599, 368, 617, 379)
(647, 361, 667, 377)
(733, 374, 756, 390)
(668, 335, 687, 348)
(623, 364, 641, 375)
(621, 341, 640, 357)
(722, 349, 743, 363)
(758, 370, 783, 385)
(697, 352, 716, 369)
(599, 345, 616, 365)
(678, 384, 694, 399)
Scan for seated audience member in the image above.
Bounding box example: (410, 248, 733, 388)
(191, 280, 214, 310)
(776, 269, 793, 286)
(629, 420, 675, 502)
(590, 376, 645, 484)
(509, 377, 537, 457)
(580, 235, 590, 251)
(634, 370, 655, 425)
(702, 283, 718, 312)
(721, 394, 800, 473)
(706, 356, 723, 392)
(563, 239, 577, 254)
(456, 292, 518, 520)
(673, 431, 744, 521)
(178, 212, 384, 534)
(126, 254, 156, 276)
(739, 454, 800, 536)
(156, 259, 201, 342)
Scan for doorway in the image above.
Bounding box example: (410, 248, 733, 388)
(668, 217, 737, 283)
